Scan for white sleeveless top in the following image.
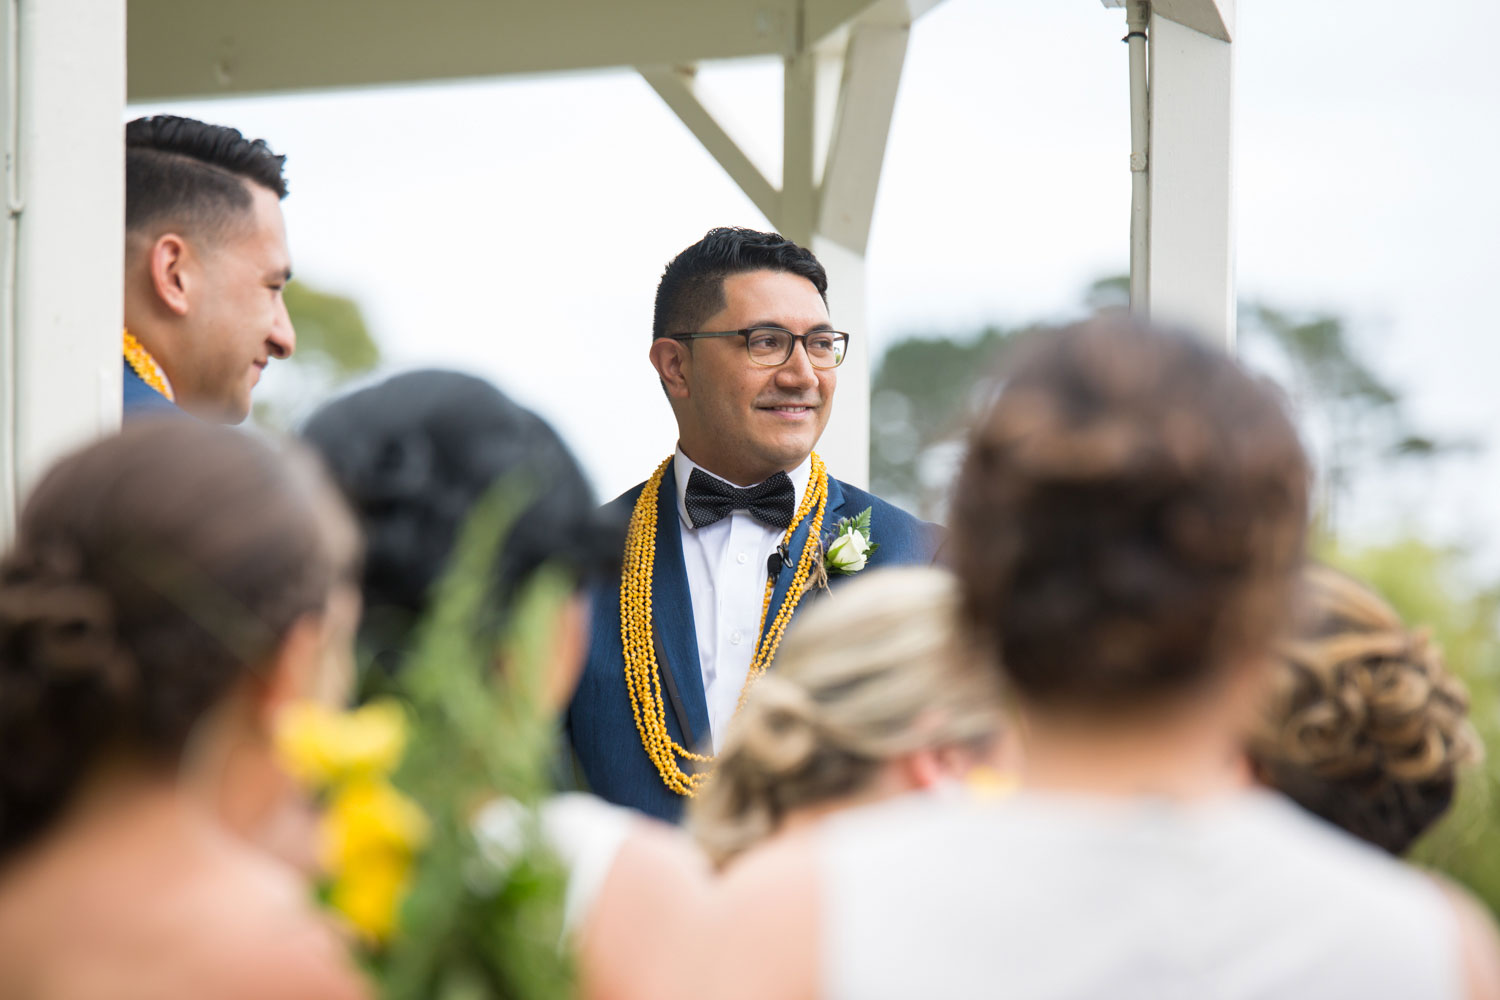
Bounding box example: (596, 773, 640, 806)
(818, 789, 1461, 1000)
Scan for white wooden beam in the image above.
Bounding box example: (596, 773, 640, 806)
(818, 23, 908, 254)
(1, 0, 124, 540)
(639, 65, 781, 227)
(129, 0, 824, 101)
(1146, 12, 1235, 347)
(781, 49, 820, 247)
(1152, 0, 1233, 43)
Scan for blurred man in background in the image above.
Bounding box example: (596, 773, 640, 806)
(121, 115, 295, 422)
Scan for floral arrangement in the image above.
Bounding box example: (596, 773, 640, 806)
(277, 485, 574, 1000)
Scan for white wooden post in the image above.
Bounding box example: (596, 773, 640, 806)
(1146, 10, 1235, 347)
(640, 15, 911, 490)
(0, 0, 125, 540)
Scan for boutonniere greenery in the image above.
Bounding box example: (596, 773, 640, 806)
(826, 507, 878, 575)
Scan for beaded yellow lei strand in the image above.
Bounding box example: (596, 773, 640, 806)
(621, 453, 829, 796)
(122, 330, 175, 402)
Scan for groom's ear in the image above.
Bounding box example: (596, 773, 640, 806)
(649, 337, 691, 400)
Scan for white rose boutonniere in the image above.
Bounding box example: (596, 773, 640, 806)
(825, 507, 879, 576)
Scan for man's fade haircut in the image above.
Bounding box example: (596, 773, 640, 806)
(652, 227, 828, 341)
(125, 115, 288, 240)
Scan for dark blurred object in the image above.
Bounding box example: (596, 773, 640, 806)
(302, 370, 623, 693)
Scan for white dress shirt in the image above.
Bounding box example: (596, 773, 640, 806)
(673, 446, 812, 752)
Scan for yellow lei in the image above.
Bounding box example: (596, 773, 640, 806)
(621, 453, 829, 796)
(122, 329, 175, 402)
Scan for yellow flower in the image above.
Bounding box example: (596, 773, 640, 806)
(276, 699, 409, 788)
(329, 852, 413, 944)
(320, 775, 430, 873)
(319, 776, 429, 945)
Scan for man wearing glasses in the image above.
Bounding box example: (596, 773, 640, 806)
(567, 226, 938, 821)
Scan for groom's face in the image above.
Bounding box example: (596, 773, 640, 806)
(671, 269, 836, 485)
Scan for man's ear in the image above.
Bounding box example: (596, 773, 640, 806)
(649, 338, 691, 400)
(148, 233, 192, 316)
(254, 615, 327, 733)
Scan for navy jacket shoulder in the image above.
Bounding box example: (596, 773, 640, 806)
(122, 360, 181, 421)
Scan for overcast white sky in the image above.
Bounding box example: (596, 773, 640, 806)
(130, 0, 1500, 562)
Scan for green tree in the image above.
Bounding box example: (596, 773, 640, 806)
(870, 276, 1467, 524)
(252, 280, 381, 430)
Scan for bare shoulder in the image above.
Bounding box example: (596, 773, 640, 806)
(175, 847, 372, 1000)
(700, 831, 821, 1000)
(1433, 875, 1500, 1000)
(577, 818, 713, 1000)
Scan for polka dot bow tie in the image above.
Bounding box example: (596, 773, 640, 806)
(684, 467, 796, 531)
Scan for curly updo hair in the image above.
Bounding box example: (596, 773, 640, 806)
(1250, 565, 1482, 855)
(301, 370, 623, 686)
(0, 421, 356, 858)
(690, 567, 1006, 868)
(952, 318, 1310, 710)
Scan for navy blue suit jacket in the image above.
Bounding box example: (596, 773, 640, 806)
(122, 360, 181, 421)
(567, 458, 940, 822)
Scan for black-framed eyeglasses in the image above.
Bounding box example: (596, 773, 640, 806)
(666, 327, 851, 369)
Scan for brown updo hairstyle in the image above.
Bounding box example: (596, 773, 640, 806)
(0, 421, 357, 857)
(1250, 565, 1481, 855)
(952, 319, 1310, 710)
(690, 567, 1006, 868)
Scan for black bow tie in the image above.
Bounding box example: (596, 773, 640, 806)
(684, 467, 796, 531)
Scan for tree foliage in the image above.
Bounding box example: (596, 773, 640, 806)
(253, 280, 382, 430)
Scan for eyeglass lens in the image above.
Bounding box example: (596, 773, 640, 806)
(747, 328, 847, 368)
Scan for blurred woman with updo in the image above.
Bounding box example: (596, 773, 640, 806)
(1250, 564, 1500, 992)
(689, 566, 1013, 870)
(0, 422, 368, 999)
(1252, 564, 1482, 856)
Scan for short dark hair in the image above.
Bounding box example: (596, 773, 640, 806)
(952, 318, 1310, 710)
(652, 227, 828, 340)
(125, 115, 288, 238)
(0, 421, 356, 857)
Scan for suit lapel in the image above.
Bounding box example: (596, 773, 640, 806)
(761, 473, 847, 643)
(650, 461, 712, 751)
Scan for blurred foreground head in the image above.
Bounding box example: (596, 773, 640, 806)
(952, 318, 1310, 717)
(302, 370, 622, 700)
(1251, 564, 1481, 855)
(691, 567, 1009, 868)
(0, 421, 357, 857)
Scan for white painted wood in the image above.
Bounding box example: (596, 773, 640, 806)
(1147, 12, 1235, 348)
(639, 66, 781, 226)
(1, 0, 124, 540)
(819, 24, 908, 255)
(1151, 0, 1233, 42)
(782, 49, 820, 248)
(813, 237, 869, 488)
(127, 0, 919, 102)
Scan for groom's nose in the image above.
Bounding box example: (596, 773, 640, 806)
(773, 340, 819, 392)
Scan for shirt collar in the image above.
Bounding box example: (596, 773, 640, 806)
(673, 446, 813, 530)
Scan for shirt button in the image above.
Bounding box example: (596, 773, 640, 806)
(736, 552, 748, 565)
(730, 630, 744, 645)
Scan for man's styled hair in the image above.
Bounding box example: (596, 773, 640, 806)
(652, 227, 828, 340)
(125, 115, 288, 238)
(952, 318, 1310, 711)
